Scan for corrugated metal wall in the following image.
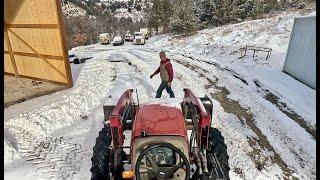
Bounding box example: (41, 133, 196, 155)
(283, 16, 316, 89)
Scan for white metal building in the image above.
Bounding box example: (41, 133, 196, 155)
(282, 16, 316, 89)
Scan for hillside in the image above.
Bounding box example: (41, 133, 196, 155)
(61, 0, 149, 49)
(62, 1, 87, 17)
(61, 0, 147, 22)
(4, 5, 316, 179)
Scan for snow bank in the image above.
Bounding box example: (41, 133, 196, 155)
(305, 11, 316, 17)
(4, 140, 20, 167)
(4, 53, 115, 166)
(252, 69, 316, 127)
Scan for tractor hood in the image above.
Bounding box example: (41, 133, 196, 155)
(132, 104, 187, 140)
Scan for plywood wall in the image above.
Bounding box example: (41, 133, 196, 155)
(4, 0, 73, 86)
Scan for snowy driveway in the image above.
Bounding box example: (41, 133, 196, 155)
(4, 42, 316, 180)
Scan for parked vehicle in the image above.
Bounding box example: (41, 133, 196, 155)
(133, 32, 145, 45)
(125, 32, 134, 41)
(112, 36, 124, 46)
(140, 28, 150, 40)
(125, 34, 134, 41)
(99, 33, 111, 45)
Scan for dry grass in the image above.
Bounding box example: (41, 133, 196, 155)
(4, 75, 67, 108)
(171, 31, 198, 40)
(221, 28, 232, 36)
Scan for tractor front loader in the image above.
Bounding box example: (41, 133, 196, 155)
(90, 89, 230, 180)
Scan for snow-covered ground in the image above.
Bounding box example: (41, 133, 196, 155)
(147, 10, 316, 129)
(4, 8, 316, 180)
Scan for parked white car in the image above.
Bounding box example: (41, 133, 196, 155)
(112, 36, 124, 46)
(133, 32, 145, 45)
(125, 34, 134, 41)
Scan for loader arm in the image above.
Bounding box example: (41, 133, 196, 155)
(182, 88, 212, 150)
(109, 89, 135, 148)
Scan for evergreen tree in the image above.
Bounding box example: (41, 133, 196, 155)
(162, 0, 174, 33)
(261, 0, 280, 13)
(136, 4, 142, 11)
(290, 0, 307, 9)
(128, 0, 134, 7)
(220, 0, 235, 24)
(170, 0, 198, 33)
(248, 0, 264, 19)
(230, 0, 254, 21)
(197, 0, 216, 23)
(280, 0, 289, 9)
(148, 0, 163, 34)
(198, 0, 227, 26)
(193, 0, 207, 29)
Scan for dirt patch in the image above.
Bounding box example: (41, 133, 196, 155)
(208, 84, 296, 180)
(181, 54, 249, 86)
(221, 28, 232, 36)
(4, 75, 67, 108)
(233, 167, 244, 178)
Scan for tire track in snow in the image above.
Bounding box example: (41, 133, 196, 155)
(172, 58, 297, 180)
(174, 51, 315, 141)
(108, 52, 157, 98)
(142, 49, 315, 179)
(135, 49, 273, 178)
(169, 50, 315, 141)
(108, 51, 181, 101)
(136, 49, 297, 179)
(4, 57, 115, 179)
(166, 52, 315, 179)
(173, 54, 316, 179)
(126, 50, 208, 97)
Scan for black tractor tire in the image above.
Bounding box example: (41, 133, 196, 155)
(206, 127, 230, 180)
(90, 125, 123, 180)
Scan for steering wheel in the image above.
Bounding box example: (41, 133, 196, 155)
(135, 143, 190, 180)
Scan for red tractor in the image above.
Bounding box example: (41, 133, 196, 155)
(90, 89, 230, 180)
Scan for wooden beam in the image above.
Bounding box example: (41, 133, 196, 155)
(4, 51, 64, 60)
(4, 25, 19, 77)
(5, 24, 59, 29)
(7, 28, 67, 80)
(5, 72, 69, 86)
(56, 0, 73, 87)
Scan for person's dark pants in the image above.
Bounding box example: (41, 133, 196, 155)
(155, 81, 175, 98)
